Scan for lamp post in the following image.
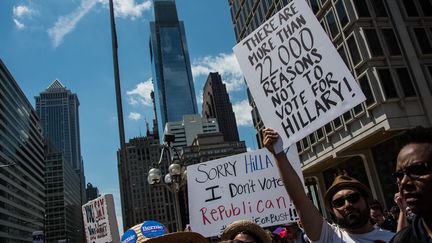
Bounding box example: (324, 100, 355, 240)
(147, 133, 187, 231)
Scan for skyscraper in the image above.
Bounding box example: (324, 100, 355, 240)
(35, 80, 86, 203)
(150, 0, 198, 137)
(44, 142, 83, 243)
(86, 182, 100, 201)
(202, 72, 240, 142)
(119, 135, 178, 232)
(0, 59, 45, 242)
(228, 0, 432, 213)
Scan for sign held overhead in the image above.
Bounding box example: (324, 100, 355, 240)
(234, 0, 365, 153)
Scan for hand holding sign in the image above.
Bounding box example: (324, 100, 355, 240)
(233, 0, 365, 153)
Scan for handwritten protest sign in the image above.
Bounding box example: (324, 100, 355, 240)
(188, 146, 302, 237)
(82, 194, 120, 243)
(233, 0, 365, 153)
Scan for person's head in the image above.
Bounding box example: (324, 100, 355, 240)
(283, 222, 300, 243)
(369, 200, 385, 225)
(120, 221, 208, 243)
(389, 206, 400, 220)
(324, 175, 372, 230)
(221, 220, 272, 243)
(394, 126, 432, 217)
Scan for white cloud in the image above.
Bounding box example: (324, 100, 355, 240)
(110, 0, 152, 19)
(13, 18, 25, 29)
(47, 0, 98, 48)
(13, 5, 34, 18)
(128, 112, 142, 121)
(126, 79, 153, 107)
(47, 0, 152, 48)
(12, 5, 36, 30)
(192, 53, 245, 92)
(232, 99, 252, 127)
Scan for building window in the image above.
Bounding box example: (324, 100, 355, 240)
(403, 0, 419, 16)
(353, 0, 371, 17)
(335, 0, 349, 27)
(358, 74, 375, 106)
(395, 68, 416, 97)
(308, 0, 320, 14)
(371, 0, 388, 17)
(363, 29, 384, 57)
(382, 29, 402, 55)
(338, 44, 349, 67)
(343, 110, 353, 123)
(302, 137, 310, 150)
(419, 0, 432, 16)
(325, 122, 333, 135)
(309, 133, 316, 145)
(347, 35, 361, 65)
(353, 104, 364, 115)
(413, 28, 432, 54)
(377, 69, 398, 99)
(326, 9, 339, 39)
(333, 117, 343, 130)
(317, 128, 325, 140)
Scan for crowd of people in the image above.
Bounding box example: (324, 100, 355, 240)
(121, 126, 432, 243)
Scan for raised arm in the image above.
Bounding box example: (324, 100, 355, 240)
(263, 128, 323, 241)
(394, 192, 407, 232)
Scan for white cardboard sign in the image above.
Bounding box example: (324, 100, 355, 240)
(187, 147, 302, 238)
(233, 0, 365, 153)
(82, 194, 120, 243)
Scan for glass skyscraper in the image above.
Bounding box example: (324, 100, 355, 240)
(0, 59, 45, 242)
(150, 0, 198, 136)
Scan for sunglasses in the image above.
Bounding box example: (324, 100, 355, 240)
(392, 162, 432, 183)
(331, 192, 361, 208)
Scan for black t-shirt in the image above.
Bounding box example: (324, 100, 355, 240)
(390, 216, 432, 243)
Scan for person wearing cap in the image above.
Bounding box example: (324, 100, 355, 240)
(369, 199, 397, 232)
(389, 126, 432, 243)
(221, 220, 272, 243)
(120, 220, 208, 243)
(263, 128, 394, 242)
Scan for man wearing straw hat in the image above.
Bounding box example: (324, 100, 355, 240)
(263, 128, 394, 242)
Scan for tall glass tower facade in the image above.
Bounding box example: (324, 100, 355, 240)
(150, 0, 198, 136)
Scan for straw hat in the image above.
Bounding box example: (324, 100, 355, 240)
(121, 221, 208, 243)
(221, 220, 272, 243)
(324, 175, 372, 211)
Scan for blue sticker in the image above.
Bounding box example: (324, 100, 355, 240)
(121, 229, 137, 243)
(141, 221, 167, 238)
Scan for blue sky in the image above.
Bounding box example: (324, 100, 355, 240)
(0, 0, 258, 231)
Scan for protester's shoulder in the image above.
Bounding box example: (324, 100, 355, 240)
(371, 227, 395, 239)
(389, 227, 411, 243)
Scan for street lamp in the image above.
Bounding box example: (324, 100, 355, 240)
(147, 133, 187, 231)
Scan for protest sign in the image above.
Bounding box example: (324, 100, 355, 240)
(187, 146, 302, 237)
(82, 194, 120, 243)
(233, 0, 365, 153)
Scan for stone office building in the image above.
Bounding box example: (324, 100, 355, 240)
(228, 0, 432, 213)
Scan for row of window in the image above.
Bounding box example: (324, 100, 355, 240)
(298, 63, 422, 152)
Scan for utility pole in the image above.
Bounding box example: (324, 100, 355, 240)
(109, 0, 131, 230)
